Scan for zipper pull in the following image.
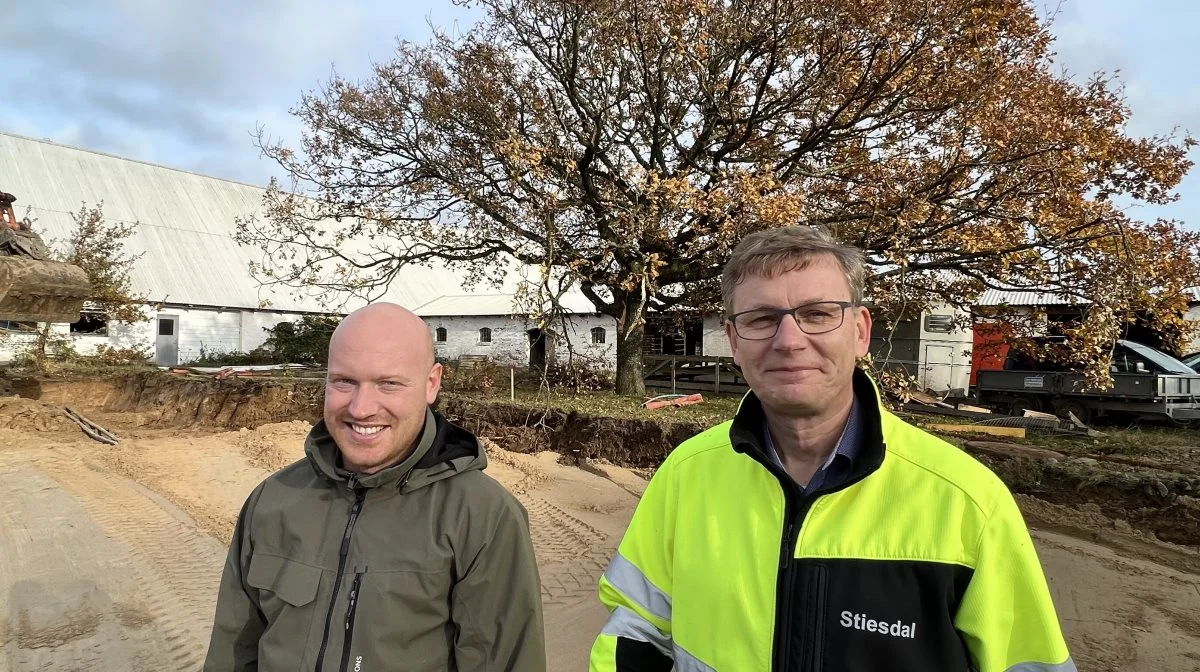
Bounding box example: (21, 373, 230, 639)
(345, 571, 364, 629)
(780, 521, 795, 569)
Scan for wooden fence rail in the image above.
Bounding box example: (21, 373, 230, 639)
(643, 354, 749, 395)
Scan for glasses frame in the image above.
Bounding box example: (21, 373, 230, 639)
(727, 300, 857, 340)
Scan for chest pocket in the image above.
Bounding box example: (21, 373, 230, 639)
(247, 553, 324, 668)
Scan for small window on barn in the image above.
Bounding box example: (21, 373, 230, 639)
(70, 311, 108, 335)
(924, 314, 954, 333)
(591, 327, 606, 344)
(435, 327, 447, 343)
(479, 327, 492, 343)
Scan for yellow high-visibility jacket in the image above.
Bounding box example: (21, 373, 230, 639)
(590, 369, 1075, 672)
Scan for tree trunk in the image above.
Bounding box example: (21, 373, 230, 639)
(614, 293, 647, 397)
(33, 323, 51, 371)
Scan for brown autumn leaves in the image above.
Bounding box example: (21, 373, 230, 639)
(237, 0, 1200, 394)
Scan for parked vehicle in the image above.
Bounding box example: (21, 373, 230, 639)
(974, 338, 1200, 425)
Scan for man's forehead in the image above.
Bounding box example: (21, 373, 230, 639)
(736, 263, 850, 298)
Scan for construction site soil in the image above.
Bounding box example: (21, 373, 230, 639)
(0, 371, 1198, 671)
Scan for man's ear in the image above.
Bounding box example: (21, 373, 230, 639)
(854, 307, 872, 358)
(426, 362, 443, 405)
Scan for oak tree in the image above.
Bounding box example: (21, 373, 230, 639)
(239, 0, 1199, 395)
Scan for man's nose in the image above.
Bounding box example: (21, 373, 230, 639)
(346, 385, 380, 417)
(772, 312, 810, 350)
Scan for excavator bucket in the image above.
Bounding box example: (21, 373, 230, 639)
(0, 190, 93, 324)
(0, 255, 90, 324)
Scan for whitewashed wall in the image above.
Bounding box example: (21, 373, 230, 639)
(0, 305, 318, 365)
(239, 311, 304, 352)
(1186, 305, 1200, 354)
(161, 308, 242, 362)
(0, 318, 155, 363)
(425, 314, 617, 369)
(702, 316, 732, 357)
(554, 315, 617, 368)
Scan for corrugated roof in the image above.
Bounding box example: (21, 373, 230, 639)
(977, 287, 1200, 307)
(415, 291, 599, 316)
(975, 288, 1081, 307)
(415, 294, 520, 316)
(0, 131, 517, 313)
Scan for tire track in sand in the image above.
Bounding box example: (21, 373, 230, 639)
(36, 449, 225, 671)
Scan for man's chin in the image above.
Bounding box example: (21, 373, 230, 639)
(756, 385, 827, 414)
(339, 445, 395, 474)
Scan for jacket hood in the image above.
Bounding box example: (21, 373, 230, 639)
(305, 407, 486, 492)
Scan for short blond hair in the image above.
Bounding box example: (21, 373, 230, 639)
(721, 226, 866, 315)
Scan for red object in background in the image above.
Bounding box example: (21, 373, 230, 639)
(971, 322, 1012, 385)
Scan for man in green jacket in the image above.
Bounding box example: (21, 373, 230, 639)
(203, 302, 545, 671)
(590, 226, 1074, 671)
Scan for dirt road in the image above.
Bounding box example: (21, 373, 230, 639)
(0, 399, 1198, 671)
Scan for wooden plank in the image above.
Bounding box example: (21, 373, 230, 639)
(956, 404, 992, 414)
(927, 424, 1026, 439)
(901, 403, 1000, 421)
(643, 358, 671, 378)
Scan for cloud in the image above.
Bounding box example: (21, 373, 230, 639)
(0, 0, 480, 185)
(1, 0, 1194, 228)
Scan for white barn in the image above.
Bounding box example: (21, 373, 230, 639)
(0, 131, 608, 368)
(416, 293, 616, 369)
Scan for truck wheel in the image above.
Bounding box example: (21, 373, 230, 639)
(1055, 400, 1091, 426)
(1166, 416, 1200, 430)
(1009, 396, 1040, 415)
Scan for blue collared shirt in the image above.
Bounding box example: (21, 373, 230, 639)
(763, 394, 862, 493)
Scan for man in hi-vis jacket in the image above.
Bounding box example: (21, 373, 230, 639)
(590, 226, 1074, 672)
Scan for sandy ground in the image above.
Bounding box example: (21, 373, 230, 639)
(0, 398, 1198, 671)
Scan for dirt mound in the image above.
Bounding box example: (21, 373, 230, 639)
(228, 421, 313, 472)
(0, 397, 77, 433)
(1017, 495, 1200, 575)
(482, 437, 549, 495)
(440, 396, 704, 467)
(94, 371, 322, 429)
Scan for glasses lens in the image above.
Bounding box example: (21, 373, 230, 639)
(735, 310, 782, 339)
(795, 302, 846, 334)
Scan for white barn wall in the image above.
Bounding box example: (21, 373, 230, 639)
(702, 317, 732, 357)
(427, 314, 617, 369)
(429, 315, 533, 365)
(0, 308, 322, 365)
(1187, 305, 1200, 353)
(164, 309, 242, 362)
(555, 315, 617, 368)
(239, 312, 304, 352)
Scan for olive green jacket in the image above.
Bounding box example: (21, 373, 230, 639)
(203, 408, 545, 672)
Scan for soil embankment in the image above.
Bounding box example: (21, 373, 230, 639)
(0, 370, 1195, 670)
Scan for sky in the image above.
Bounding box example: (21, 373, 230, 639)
(1, 0, 1197, 227)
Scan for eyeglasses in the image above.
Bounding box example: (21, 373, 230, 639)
(727, 301, 856, 340)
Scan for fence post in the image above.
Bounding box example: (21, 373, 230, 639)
(714, 361, 720, 394)
(672, 356, 676, 394)
(510, 366, 515, 401)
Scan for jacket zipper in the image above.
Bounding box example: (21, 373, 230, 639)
(339, 571, 364, 672)
(802, 564, 828, 671)
(772, 472, 830, 672)
(774, 482, 813, 672)
(315, 481, 366, 672)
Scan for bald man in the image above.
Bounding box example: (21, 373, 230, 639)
(204, 303, 546, 672)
